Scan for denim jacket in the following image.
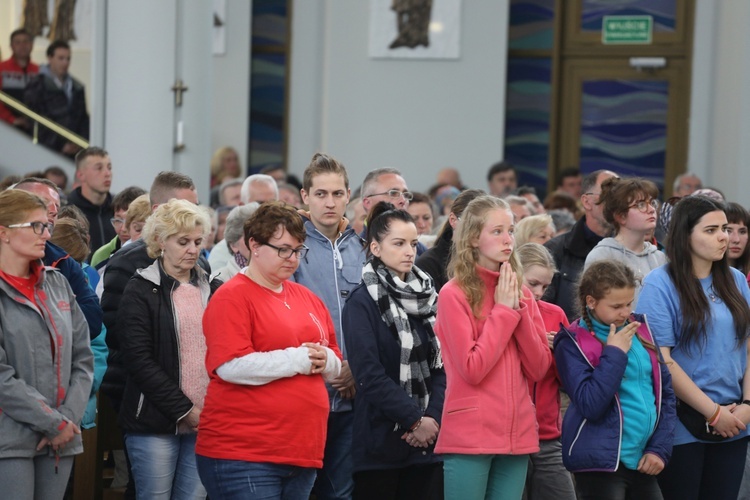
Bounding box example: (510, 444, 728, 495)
(292, 216, 366, 412)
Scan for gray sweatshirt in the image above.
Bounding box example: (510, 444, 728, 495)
(584, 237, 667, 302)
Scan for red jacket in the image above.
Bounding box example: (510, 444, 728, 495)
(528, 300, 568, 441)
(0, 57, 39, 123)
(434, 266, 552, 455)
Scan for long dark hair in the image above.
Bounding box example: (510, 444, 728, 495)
(666, 196, 750, 351)
(365, 201, 415, 260)
(725, 202, 750, 274)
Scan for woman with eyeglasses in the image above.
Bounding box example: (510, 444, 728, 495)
(197, 201, 342, 499)
(584, 177, 667, 303)
(0, 189, 93, 500)
(342, 201, 446, 499)
(117, 199, 222, 499)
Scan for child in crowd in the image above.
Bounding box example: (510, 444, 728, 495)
(516, 243, 576, 500)
(554, 260, 676, 500)
(434, 195, 551, 499)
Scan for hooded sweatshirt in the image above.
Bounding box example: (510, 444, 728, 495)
(584, 238, 666, 302)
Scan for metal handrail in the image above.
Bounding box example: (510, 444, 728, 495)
(0, 90, 89, 149)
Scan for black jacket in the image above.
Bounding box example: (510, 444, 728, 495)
(415, 227, 453, 293)
(542, 216, 603, 321)
(24, 72, 89, 152)
(117, 260, 221, 434)
(67, 187, 116, 254)
(100, 239, 210, 405)
(342, 283, 446, 472)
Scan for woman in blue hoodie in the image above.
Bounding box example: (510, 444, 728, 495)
(554, 260, 675, 499)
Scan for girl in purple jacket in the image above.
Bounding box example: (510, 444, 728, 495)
(553, 260, 675, 500)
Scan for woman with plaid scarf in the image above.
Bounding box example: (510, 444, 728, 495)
(343, 201, 446, 500)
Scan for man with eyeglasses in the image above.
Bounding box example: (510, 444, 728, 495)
(543, 169, 618, 320)
(12, 177, 103, 340)
(360, 167, 427, 256)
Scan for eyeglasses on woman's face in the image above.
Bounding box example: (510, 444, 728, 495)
(629, 199, 659, 213)
(264, 242, 309, 260)
(7, 221, 53, 235)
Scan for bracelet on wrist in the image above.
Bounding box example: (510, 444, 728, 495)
(409, 416, 423, 433)
(706, 403, 720, 425)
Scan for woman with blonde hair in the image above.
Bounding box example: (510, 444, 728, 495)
(210, 146, 242, 187)
(117, 199, 222, 499)
(435, 195, 551, 499)
(0, 189, 93, 499)
(514, 214, 556, 248)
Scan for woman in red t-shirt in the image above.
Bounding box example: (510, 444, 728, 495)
(197, 201, 342, 500)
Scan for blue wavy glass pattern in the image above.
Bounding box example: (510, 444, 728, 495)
(504, 58, 552, 197)
(249, 53, 286, 173)
(509, 0, 555, 50)
(581, 0, 676, 32)
(580, 79, 668, 189)
(252, 0, 288, 46)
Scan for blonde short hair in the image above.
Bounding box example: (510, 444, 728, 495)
(514, 214, 555, 247)
(142, 199, 210, 259)
(125, 194, 152, 230)
(516, 242, 557, 274)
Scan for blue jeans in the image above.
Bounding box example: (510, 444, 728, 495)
(196, 456, 316, 500)
(314, 410, 355, 499)
(125, 432, 205, 500)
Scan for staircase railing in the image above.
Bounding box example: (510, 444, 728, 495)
(0, 90, 89, 149)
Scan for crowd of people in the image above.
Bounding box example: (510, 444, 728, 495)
(1, 139, 750, 500)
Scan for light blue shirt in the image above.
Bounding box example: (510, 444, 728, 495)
(636, 265, 750, 445)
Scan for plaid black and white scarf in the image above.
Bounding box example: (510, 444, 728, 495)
(363, 260, 443, 412)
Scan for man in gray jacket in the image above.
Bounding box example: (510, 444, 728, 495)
(293, 153, 366, 500)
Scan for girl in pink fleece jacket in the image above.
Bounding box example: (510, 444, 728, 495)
(435, 196, 552, 499)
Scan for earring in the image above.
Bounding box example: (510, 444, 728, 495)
(254, 252, 258, 257)
(160, 249, 164, 258)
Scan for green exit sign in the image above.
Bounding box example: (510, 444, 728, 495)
(602, 15, 653, 45)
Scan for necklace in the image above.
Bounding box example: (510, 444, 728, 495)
(708, 284, 721, 303)
(247, 269, 290, 309)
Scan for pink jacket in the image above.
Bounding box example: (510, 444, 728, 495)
(434, 266, 552, 455)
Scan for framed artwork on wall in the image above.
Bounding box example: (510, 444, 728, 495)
(369, 0, 461, 59)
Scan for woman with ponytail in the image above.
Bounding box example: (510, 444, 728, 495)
(342, 201, 446, 499)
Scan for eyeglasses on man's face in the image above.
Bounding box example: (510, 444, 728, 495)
(7, 221, 53, 235)
(264, 242, 309, 260)
(111, 217, 125, 228)
(366, 189, 413, 201)
(629, 199, 659, 213)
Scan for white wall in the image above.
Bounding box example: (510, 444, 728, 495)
(689, 0, 750, 207)
(211, 0, 250, 171)
(288, 0, 510, 193)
